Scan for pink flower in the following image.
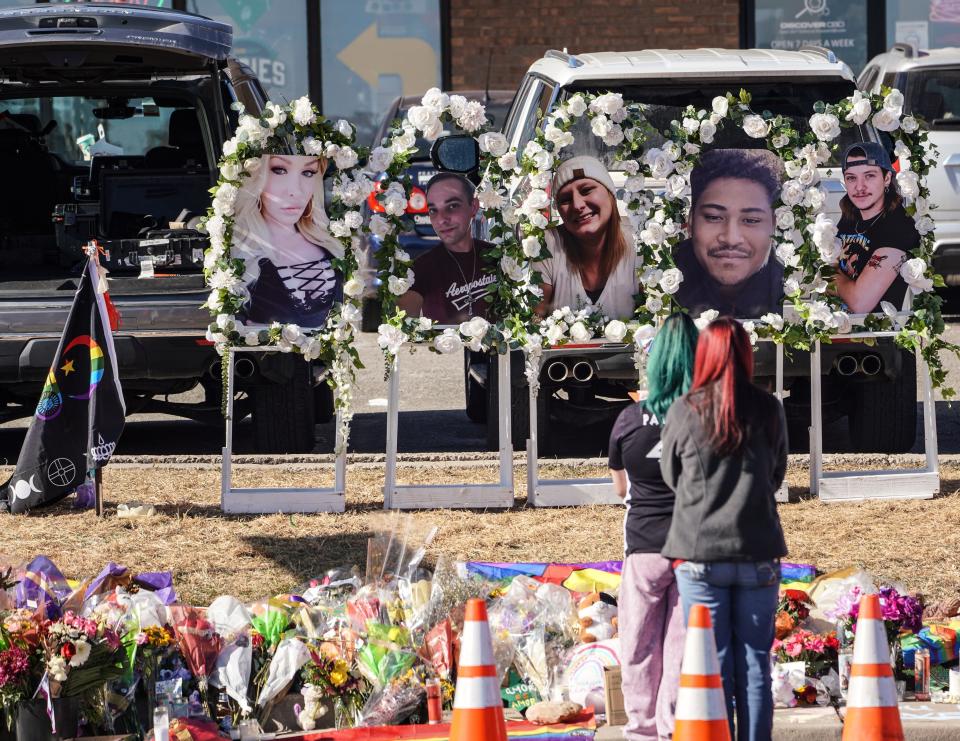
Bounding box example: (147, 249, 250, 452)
(784, 638, 804, 658)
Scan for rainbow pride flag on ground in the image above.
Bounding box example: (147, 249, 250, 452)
(296, 713, 596, 739)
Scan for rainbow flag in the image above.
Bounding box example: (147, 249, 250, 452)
(296, 714, 596, 740)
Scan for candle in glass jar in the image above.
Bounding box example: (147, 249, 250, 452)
(426, 678, 443, 724)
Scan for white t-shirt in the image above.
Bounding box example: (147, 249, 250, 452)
(537, 228, 639, 320)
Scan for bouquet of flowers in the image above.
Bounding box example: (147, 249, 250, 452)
(775, 589, 812, 639)
(43, 610, 126, 698)
(300, 649, 367, 728)
(772, 629, 840, 679)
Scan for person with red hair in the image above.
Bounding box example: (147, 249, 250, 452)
(659, 317, 788, 741)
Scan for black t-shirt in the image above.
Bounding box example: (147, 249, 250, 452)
(411, 239, 496, 324)
(836, 205, 918, 313)
(608, 402, 675, 555)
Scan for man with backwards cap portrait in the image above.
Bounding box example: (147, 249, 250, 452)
(834, 141, 919, 315)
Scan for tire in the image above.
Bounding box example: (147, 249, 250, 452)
(361, 297, 382, 333)
(464, 350, 487, 423)
(484, 353, 529, 452)
(252, 359, 316, 453)
(848, 349, 918, 453)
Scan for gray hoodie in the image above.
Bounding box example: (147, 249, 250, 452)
(659, 387, 788, 562)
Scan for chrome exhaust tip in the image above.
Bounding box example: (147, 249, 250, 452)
(571, 360, 595, 382)
(860, 353, 882, 376)
(836, 355, 859, 377)
(235, 357, 257, 379)
(545, 360, 569, 383)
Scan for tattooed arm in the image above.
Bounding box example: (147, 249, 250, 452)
(833, 247, 906, 313)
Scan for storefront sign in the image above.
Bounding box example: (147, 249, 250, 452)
(755, 0, 868, 72)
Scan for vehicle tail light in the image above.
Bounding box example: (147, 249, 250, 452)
(407, 187, 428, 214)
(367, 187, 386, 213)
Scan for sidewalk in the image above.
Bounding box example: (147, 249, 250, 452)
(595, 702, 960, 740)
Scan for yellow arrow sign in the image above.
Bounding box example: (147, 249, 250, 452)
(337, 22, 438, 97)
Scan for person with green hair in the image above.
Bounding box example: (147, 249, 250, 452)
(608, 312, 698, 741)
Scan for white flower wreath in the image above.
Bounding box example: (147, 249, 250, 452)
(201, 96, 368, 451)
(372, 88, 521, 360)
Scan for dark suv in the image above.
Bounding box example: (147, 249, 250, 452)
(0, 3, 329, 453)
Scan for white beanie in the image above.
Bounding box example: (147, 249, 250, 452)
(552, 156, 617, 199)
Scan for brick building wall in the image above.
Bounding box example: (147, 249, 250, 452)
(448, 0, 742, 91)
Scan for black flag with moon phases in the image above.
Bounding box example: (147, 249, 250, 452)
(2, 255, 125, 512)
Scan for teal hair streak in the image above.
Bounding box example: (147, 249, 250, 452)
(645, 312, 699, 421)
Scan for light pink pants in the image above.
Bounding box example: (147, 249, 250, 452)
(618, 553, 686, 741)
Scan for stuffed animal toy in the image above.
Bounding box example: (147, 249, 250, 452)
(577, 592, 618, 642)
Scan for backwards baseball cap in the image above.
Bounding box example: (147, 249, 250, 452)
(553, 155, 617, 198)
(841, 142, 895, 174)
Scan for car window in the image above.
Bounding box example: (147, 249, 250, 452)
(906, 68, 960, 128)
(503, 75, 537, 143)
(393, 99, 513, 162)
(858, 65, 879, 92)
(0, 96, 203, 165)
(514, 79, 556, 154)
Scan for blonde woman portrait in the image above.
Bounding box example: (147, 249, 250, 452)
(233, 154, 344, 328)
(536, 155, 640, 320)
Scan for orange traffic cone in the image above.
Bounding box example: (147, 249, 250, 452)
(673, 604, 731, 741)
(842, 593, 904, 741)
(449, 598, 508, 741)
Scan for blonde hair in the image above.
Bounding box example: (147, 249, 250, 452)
(232, 154, 344, 286)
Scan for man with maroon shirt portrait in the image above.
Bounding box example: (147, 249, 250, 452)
(396, 173, 495, 324)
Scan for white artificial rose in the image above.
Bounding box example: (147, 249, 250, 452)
(569, 321, 591, 342)
(760, 312, 784, 331)
(590, 115, 613, 138)
(421, 118, 444, 142)
(300, 136, 323, 156)
(712, 96, 729, 117)
(523, 189, 550, 212)
(771, 133, 790, 149)
(532, 149, 554, 171)
(694, 309, 719, 330)
(872, 108, 901, 132)
(784, 158, 803, 178)
(203, 251, 218, 271)
(445, 95, 466, 119)
(900, 257, 934, 292)
(215, 313, 234, 331)
(219, 161, 241, 181)
(666, 174, 687, 198)
(682, 117, 700, 135)
(604, 319, 627, 342)
(603, 125, 625, 147)
(222, 138, 238, 157)
(659, 267, 683, 295)
(784, 277, 800, 296)
(343, 210, 362, 231)
(622, 160, 640, 176)
(384, 192, 408, 217)
(392, 128, 416, 153)
(244, 331, 260, 346)
(522, 235, 542, 258)
(281, 324, 303, 344)
(530, 212, 549, 229)
(832, 311, 852, 334)
(501, 255, 527, 282)
(377, 324, 405, 355)
(634, 324, 656, 345)
(479, 132, 509, 157)
(368, 146, 394, 172)
(644, 148, 674, 179)
(434, 328, 463, 354)
(406, 105, 435, 131)
(343, 278, 364, 298)
(291, 96, 315, 125)
(894, 139, 911, 161)
(818, 236, 842, 265)
(624, 175, 645, 192)
(915, 214, 935, 235)
(205, 214, 226, 241)
(807, 301, 833, 325)
(780, 180, 805, 207)
(368, 214, 393, 239)
(683, 142, 701, 156)
(775, 206, 795, 231)
(640, 221, 667, 246)
(896, 170, 920, 202)
(664, 141, 681, 161)
(388, 274, 411, 295)
(333, 147, 360, 170)
(544, 323, 565, 344)
(809, 112, 841, 142)
(328, 219, 351, 238)
(698, 119, 717, 144)
(335, 119, 353, 138)
(641, 267, 663, 287)
(566, 94, 587, 117)
(477, 186, 506, 210)
(884, 90, 905, 112)
(498, 151, 519, 170)
(742, 114, 770, 139)
(645, 294, 663, 313)
(206, 290, 224, 312)
(529, 171, 551, 189)
(263, 103, 286, 128)
(803, 187, 826, 210)
(901, 115, 919, 134)
(421, 87, 449, 112)
(591, 92, 624, 116)
(798, 165, 819, 187)
(846, 98, 872, 125)
(459, 316, 489, 340)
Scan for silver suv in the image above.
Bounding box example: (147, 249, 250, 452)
(860, 43, 960, 285)
(462, 46, 918, 454)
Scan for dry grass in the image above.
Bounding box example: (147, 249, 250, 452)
(0, 461, 959, 605)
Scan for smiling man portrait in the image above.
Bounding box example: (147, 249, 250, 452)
(674, 148, 784, 318)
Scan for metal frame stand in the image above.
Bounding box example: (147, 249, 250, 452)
(526, 344, 625, 507)
(809, 332, 939, 502)
(526, 341, 789, 507)
(383, 346, 514, 509)
(220, 346, 346, 513)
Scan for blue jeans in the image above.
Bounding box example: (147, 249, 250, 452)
(674, 560, 780, 741)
